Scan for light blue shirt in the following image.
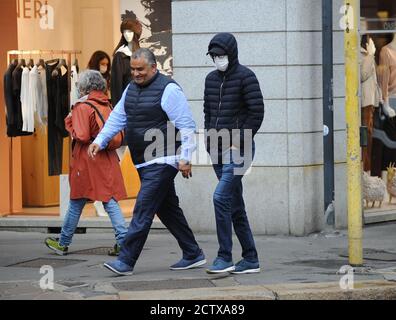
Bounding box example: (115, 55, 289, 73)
(94, 82, 197, 169)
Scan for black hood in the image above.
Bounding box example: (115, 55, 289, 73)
(208, 33, 239, 69)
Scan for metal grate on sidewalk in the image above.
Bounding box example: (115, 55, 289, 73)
(73, 247, 112, 255)
(72, 247, 151, 255)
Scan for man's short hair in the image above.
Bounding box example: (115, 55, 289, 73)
(132, 48, 157, 65)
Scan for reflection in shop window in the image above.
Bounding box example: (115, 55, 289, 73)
(360, 0, 396, 214)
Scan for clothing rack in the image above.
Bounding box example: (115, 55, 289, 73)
(7, 50, 82, 94)
(6, 50, 81, 212)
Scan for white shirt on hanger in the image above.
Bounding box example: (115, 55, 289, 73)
(70, 65, 79, 107)
(29, 65, 47, 130)
(28, 66, 39, 127)
(21, 66, 34, 133)
(38, 65, 48, 126)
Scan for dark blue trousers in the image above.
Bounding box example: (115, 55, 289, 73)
(119, 164, 202, 267)
(212, 145, 258, 263)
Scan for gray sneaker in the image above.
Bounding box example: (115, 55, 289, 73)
(231, 259, 260, 274)
(206, 257, 235, 274)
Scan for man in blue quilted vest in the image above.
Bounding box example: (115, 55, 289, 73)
(204, 33, 265, 274)
(88, 48, 206, 276)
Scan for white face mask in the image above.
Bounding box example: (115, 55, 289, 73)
(123, 30, 134, 43)
(100, 65, 108, 74)
(214, 56, 229, 72)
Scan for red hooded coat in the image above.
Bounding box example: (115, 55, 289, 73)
(65, 91, 127, 202)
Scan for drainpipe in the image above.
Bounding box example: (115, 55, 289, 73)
(322, 0, 335, 227)
(344, 0, 363, 266)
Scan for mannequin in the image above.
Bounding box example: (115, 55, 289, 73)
(373, 33, 396, 178)
(360, 35, 382, 172)
(389, 33, 396, 50)
(379, 33, 396, 115)
(111, 11, 142, 107)
(389, 33, 396, 114)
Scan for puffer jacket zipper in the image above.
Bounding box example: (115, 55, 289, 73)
(215, 75, 226, 129)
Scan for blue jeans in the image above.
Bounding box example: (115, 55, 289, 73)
(118, 164, 202, 268)
(59, 198, 127, 247)
(212, 144, 258, 263)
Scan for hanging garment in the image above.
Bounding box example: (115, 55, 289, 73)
(46, 60, 69, 176)
(3, 62, 17, 136)
(361, 48, 382, 108)
(29, 65, 46, 130)
(54, 64, 70, 137)
(111, 46, 132, 107)
(362, 105, 374, 172)
(70, 65, 79, 107)
(21, 66, 34, 133)
(38, 65, 48, 126)
(9, 63, 33, 137)
(360, 48, 382, 173)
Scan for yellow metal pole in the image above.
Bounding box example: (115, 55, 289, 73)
(344, 0, 363, 266)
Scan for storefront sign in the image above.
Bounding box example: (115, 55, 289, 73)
(16, 0, 54, 30)
(17, 0, 46, 19)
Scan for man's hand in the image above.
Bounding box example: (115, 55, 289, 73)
(179, 160, 192, 179)
(88, 143, 101, 159)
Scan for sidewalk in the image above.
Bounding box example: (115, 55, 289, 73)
(0, 222, 396, 300)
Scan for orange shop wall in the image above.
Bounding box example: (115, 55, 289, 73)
(0, 0, 22, 216)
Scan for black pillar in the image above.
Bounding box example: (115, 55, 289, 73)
(322, 0, 335, 226)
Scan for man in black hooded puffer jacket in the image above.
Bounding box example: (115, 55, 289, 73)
(204, 32, 264, 274)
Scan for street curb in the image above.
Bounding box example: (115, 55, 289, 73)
(266, 280, 396, 300)
(117, 280, 396, 300)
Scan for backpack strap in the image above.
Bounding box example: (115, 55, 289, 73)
(73, 100, 125, 149)
(70, 101, 105, 151)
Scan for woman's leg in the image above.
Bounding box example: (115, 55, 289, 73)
(103, 198, 128, 246)
(59, 199, 87, 247)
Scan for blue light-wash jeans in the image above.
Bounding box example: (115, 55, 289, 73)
(59, 198, 127, 247)
(212, 143, 258, 263)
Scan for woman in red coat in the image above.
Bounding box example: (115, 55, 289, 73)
(45, 70, 127, 256)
